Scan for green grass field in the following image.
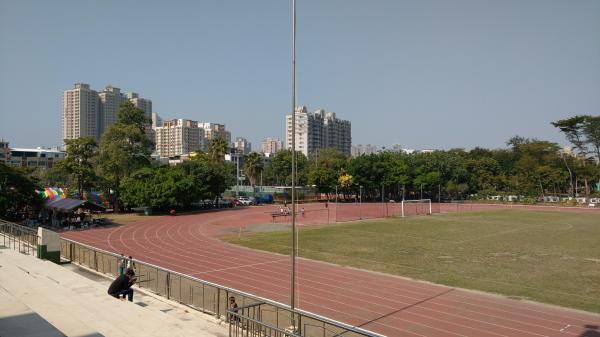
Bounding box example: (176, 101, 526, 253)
(225, 209, 600, 313)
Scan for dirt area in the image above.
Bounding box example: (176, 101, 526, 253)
(101, 213, 148, 226)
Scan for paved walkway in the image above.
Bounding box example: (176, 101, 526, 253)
(0, 247, 228, 337)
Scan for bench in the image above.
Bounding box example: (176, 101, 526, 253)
(271, 212, 289, 222)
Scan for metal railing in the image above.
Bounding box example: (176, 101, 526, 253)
(60, 238, 384, 337)
(0, 219, 38, 256)
(228, 302, 303, 337)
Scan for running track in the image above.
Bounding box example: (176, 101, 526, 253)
(62, 204, 600, 337)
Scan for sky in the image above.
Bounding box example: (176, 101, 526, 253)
(1, 0, 599, 151)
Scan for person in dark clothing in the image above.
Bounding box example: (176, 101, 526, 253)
(108, 268, 136, 301)
(229, 296, 240, 323)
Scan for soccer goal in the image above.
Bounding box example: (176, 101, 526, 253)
(401, 199, 432, 217)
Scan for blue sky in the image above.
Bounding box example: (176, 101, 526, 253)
(1, 0, 599, 150)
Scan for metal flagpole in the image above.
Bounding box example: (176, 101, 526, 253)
(290, 0, 297, 329)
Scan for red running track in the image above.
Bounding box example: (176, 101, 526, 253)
(62, 204, 600, 337)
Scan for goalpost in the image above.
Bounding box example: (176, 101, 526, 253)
(401, 199, 432, 217)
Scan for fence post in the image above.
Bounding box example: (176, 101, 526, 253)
(216, 288, 221, 319)
(166, 272, 171, 299)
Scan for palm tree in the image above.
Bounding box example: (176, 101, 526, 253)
(207, 137, 228, 163)
(244, 152, 264, 187)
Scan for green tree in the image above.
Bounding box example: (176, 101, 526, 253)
(466, 157, 503, 194)
(381, 152, 409, 200)
(208, 137, 229, 163)
(244, 152, 264, 187)
(97, 102, 153, 211)
(582, 116, 600, 164)
(551, 116, 588, 155)
(308, 148, 347, 197)
(263, 150, 308, 186)
(0, 163, 42, 219)
(56, 137, 98, 197)
(187, 154, 234, 202)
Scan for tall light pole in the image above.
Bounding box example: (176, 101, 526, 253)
(290, 0, 298, 328)
(235, 149, 240, 198)
(359, 185, 363, 219)
(561, 153, 574, 198)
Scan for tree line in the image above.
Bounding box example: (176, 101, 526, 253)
(1, 104, 598, 218)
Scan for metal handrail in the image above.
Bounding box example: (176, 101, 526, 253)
(0, 219, 39, 256)
(228, 305, 303, 337)
(60, 237, 384, 337)
(0, 219, 38, 234)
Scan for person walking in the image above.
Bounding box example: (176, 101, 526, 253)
(108, 268, 136, 302)
(118, 254, 126, 275)
(301, 207, 305, 217)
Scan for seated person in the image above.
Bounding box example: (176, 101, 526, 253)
(107, 268, 136, 301)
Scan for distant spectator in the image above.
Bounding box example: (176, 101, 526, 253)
(301, 207, 305, 217)
(229, 296, 239, 323)
(118, 254, 126, 275)
(108, 268, 136, 302)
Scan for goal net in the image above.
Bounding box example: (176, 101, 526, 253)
(401, 199, 432, 217)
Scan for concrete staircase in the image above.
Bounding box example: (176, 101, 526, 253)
(0, 247, 228, 337)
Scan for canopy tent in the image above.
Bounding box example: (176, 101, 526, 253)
(45, 198, 105, 213)
(38, 187, 67, 201)
(82, 191, 109, 206)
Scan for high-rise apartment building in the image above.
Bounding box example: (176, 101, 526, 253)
(98, 85, 126, 136)
(126, 92, 152, 117)
(62, 83, 152, 143)
(286, 106, 351, 156)
(154, 119, 204, 158)
(260, 137, 283, 155)
(232, 137, 252, 155)
(63, 83, 100, 141)
(199, 123, 231, 145)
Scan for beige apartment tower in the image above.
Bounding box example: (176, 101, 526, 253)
(154, 119, 204, 158)
(62, 83, 152, 144)
(63, 83, 100, 142)
(97, 85, 126, 136)
(260, 137, 283, 155)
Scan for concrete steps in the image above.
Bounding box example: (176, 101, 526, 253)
(0, 248, 227, 337)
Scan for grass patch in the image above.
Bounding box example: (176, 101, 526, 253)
(225, 209, 600, 313)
